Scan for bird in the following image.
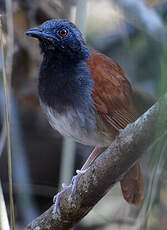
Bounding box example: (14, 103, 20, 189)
(25, 19, 144, 209)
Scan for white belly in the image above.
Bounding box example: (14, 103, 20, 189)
(41, 102, 112, 147)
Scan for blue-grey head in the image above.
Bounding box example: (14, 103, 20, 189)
(25, 19, 90, 60)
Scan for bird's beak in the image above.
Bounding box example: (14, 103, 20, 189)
(25, 28, 43, 38)
(25, 28, 55, 41)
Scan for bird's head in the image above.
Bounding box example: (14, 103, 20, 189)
(25, 19, 90, 60)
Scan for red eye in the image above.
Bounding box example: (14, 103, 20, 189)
(58, 28, 68, 38)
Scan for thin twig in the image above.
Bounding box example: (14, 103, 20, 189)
(5, 0, 14, 84)
(0, 18, 15, 230)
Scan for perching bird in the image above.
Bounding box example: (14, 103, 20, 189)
(25, 19, 144, 207)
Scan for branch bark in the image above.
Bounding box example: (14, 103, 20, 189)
(24, 93, 167, 230)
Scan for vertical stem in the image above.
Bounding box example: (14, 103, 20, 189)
(0, 19, 15, 230)
(61, 0, 73, 19)
(5, 0, 14, 84)
(59, 138, 76, 189)
(75, 0, 88, 36)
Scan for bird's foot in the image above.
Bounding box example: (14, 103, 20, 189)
(53, 169, 88, 213)
(53, 183, 71, 213)
(71, 168, 88, 196)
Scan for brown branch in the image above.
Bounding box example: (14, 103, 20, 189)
(24, 93, 167, 230)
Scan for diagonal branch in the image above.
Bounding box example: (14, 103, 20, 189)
(112, 0, 167, 43)
(24, 93, 167, 230)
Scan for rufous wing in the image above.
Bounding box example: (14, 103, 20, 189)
(87, 49, 144, 205)
(87, 49, 138, 131)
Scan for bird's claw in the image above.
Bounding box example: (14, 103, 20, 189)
(76, 169, 87, 174)
(53, 183, 71, 213)
(53, 169, 88, 213)
(71, 168, 88, 196)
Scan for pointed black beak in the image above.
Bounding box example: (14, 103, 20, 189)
(25, 28, 43, 38)
(25, 28, 56, 41)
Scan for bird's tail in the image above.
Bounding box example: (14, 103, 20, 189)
(120, 162, 144, 205)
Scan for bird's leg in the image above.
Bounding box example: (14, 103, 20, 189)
(53, 147, 101, 213)
(71, 147, 101, 194)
